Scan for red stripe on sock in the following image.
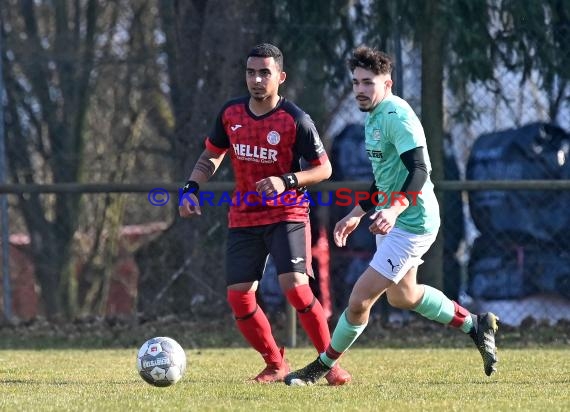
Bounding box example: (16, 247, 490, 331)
(325, 345, 343, 360)
(227, 290, 281, 365)
(286, 284, 330, 353)
(449, 300, 470, 328)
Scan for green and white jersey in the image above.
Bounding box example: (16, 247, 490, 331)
(365, 94, 440, 234)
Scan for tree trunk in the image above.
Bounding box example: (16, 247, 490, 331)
(419, 0, 445, 290)
(136, 0, 261, 316)
(4, 1, 98, 318)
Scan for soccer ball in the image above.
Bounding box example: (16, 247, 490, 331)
(136, 336, 187, 387)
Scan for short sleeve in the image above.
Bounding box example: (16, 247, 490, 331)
(388, 111, 425, 155)
(294, 113, 328, 166)
(205, 109, 230, 154)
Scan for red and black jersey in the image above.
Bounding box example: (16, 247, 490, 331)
(205, 96, 328, 228)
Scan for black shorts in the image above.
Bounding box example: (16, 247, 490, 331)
(225, 221, 312, 286)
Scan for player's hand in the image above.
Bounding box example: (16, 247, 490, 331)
(334, 213, 362, 247)
(368, 208, 397, 235)
(255, 176, 286, 197)
(179, 193, 202, 217)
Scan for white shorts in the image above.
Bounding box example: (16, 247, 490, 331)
(369, 227, 438, 284)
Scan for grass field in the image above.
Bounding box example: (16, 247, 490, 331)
(0, 347, 568, 412)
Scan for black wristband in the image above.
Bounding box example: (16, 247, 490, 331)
(280, 173, 299, 190)
(182, 180, 200, 195)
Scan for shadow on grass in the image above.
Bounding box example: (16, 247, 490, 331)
(0, 312, 568, 350)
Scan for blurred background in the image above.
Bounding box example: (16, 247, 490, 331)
(1, 0, 569, 335)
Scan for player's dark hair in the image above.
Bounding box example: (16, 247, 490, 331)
(348, 46, 393, 76)
(248, 43, 284, 71)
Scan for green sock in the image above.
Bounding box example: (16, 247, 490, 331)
(319, 309, 367, 368)
(413, 285, 473, 333)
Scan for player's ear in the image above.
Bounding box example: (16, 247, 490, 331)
(385, 79, 393, 89)
(279, 71, 286, 84)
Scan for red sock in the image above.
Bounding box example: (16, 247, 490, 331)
(227, 290, 282, 366)
(286, 284, 330, 353)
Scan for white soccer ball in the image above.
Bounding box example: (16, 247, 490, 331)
(136, 336, 187, 387)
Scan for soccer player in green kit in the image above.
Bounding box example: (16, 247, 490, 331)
(285, 46, 499, 385)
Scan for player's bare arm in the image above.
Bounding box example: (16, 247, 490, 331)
(334, 204, 367, 247)
(295, 158, 332, 186)
(179, 149, 226, 218)
(368, 200, 409, 235)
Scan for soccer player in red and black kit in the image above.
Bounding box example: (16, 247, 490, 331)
(179, 43, 351, 385)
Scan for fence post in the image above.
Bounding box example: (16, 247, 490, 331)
(285, 304, 296, 347)
(0, 27, 12, 321)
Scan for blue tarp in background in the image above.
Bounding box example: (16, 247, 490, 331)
(467, 122, 570, 299)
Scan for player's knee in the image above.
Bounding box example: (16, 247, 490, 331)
(278, 272, 308, 291)
(347, 298, 370, 316)
(386, 291, 416, 310)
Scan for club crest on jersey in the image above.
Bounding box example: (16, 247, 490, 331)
(267, 131, 281, 145)
(373, 129, 382, 140)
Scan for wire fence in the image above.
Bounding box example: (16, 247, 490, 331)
(1, 1, 570, 331)
(1, 179, 569, 328)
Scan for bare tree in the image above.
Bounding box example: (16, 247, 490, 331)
(2, 0, 99, 317)
(2, 0, 167, 318)
(136, 0, 263, 315)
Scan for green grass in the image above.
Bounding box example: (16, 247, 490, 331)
(0, 348, 568, 411)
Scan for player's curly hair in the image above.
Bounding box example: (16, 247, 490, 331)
(348, 46, 393, 76)
(248, 43, 284, 71)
